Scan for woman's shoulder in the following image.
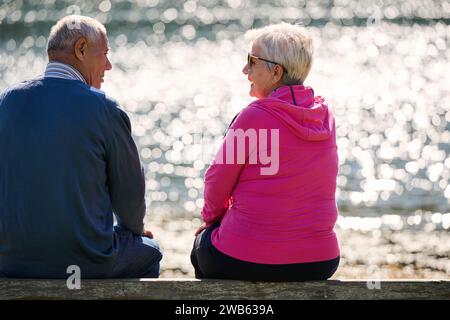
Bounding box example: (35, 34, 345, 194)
(243, 98, 285, 118)
(230, 101, 277, 130)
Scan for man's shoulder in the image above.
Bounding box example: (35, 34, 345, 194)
(0, 78, 42, 98)
(87, 86, 122, 112)
(2, 77, 116, 104)
(86, 87, 131, 130)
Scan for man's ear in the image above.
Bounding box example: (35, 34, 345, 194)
(74, 37, 88, 61)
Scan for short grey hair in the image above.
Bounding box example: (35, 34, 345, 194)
(246, 22, 314, 85)
(47, 15, 107, 55)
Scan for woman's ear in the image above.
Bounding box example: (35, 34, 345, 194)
(74, 37, 88, 61)
(273, 64, 283, 83)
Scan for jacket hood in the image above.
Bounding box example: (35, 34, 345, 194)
(251, 85, 334, 141)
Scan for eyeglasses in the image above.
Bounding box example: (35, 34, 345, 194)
(247, 53, 283, 69)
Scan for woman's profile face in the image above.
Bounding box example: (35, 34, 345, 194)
(242, 42, 278, 99)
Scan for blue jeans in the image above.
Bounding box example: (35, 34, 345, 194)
(108, 225, 163, 278)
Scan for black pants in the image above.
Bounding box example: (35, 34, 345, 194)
(190, 222, 339, 282)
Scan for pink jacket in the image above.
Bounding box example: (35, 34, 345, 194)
(201, 85, 340, 264)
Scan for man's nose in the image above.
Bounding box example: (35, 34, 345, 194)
(106, 57, 112, 71)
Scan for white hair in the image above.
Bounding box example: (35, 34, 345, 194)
(246, 22, 314, 85)
(47, 15, 107, 55)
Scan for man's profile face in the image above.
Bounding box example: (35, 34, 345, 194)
(83, 34, 112, 89)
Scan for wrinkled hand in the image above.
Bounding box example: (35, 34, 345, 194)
(142, 229, 154, 239)
(194, 222, 208, 236)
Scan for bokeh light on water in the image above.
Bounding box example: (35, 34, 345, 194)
(1, 0, 449, 277)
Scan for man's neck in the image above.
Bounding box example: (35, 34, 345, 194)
(45, 60, 87, 84)
(48, 53, 87, 83)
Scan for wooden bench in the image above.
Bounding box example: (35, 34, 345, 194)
(1, 279, 449, 299)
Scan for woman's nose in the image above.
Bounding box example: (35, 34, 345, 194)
(242, 64, 248, 75)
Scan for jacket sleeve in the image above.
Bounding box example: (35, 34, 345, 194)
(201, 107, 257, 225)
(105, 105, 146, 235)
(201, 154, 242, 226)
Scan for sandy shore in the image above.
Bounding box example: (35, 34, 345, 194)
(147, 214, 450, 280)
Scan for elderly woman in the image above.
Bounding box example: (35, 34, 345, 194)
(190, 23, 340, 281)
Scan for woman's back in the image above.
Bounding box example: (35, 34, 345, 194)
(207, 85, 340, 264)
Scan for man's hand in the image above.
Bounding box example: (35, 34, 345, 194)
(194, 222, 208, 236)
(142, 229, 154, 239)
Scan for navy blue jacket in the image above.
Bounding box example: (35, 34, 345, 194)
(0, 77, 146, 278)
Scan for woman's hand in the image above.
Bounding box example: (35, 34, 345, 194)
(194, 222, 208, 236)
(142, 229, 154, 239)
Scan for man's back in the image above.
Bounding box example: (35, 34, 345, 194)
(0, 77, 145, 278)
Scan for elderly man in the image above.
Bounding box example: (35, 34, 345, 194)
(0, 15, 162, 278)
